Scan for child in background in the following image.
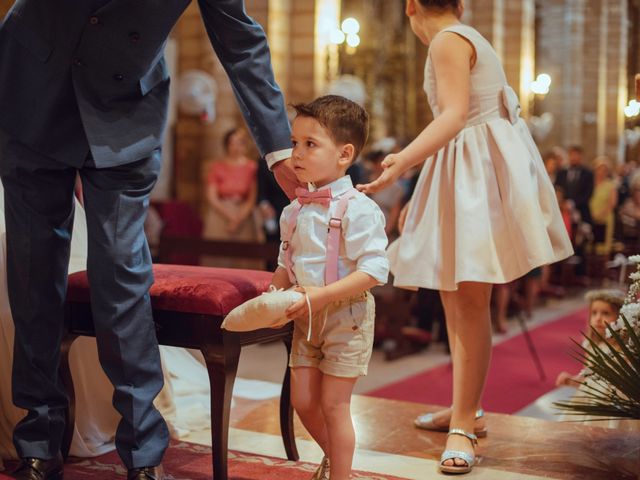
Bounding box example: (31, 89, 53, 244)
(270, 96, 389, 480)
(554, 289, 640, 430)
(555, 289, 624, 388)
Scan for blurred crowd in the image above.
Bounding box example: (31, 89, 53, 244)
(143, 128, 640, 360)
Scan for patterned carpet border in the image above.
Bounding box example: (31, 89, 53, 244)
(1, 441, 407, 480)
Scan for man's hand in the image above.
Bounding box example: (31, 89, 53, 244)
(285, 286, 331, 321)
(273, 158, 303, 200)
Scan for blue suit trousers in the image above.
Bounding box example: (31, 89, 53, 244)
(0, 134, 169, 469)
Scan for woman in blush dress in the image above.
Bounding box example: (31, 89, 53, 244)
(202, 128, 264, 269)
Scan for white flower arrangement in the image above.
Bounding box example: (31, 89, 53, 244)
(628, 254, 640, 264)
(611, 303, 640, 338)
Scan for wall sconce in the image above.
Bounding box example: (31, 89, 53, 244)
(330, 17, 361, 54)
(625, 99, 640, 119)
(530, 73, 551, 96)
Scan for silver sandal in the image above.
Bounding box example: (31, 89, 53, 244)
(310, 456, 330, 480)
(414, 408, 488, 437)
(439, 428, 478, 474)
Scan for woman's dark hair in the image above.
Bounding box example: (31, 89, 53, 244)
(418, 0, 460, 9)
(223, 128, 240, 152)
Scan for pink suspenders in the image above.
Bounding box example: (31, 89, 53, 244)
(282, 205, 302, 285)
(324, 188, 358, 284)
(282, 187, 358, 286)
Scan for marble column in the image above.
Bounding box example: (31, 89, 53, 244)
(0, 1, 10, 18)
(288, 0, 319, 104)
(536, 0, 628, 162)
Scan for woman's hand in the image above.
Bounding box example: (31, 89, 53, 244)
(285, 286, 331, 321)
(226, 217, 241, 233)
(398, 202, 410, 234)
(357, 154, 404, 194)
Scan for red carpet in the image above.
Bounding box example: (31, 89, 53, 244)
(367, 308, 588, 413)
(0, 441, 405, 480)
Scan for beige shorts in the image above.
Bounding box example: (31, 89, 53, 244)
(289, 291, 375, 378)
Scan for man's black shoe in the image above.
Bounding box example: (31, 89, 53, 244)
(127, 465, 165, 480)
(11, 453, 63, 480)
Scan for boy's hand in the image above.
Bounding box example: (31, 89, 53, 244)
(555, 371, 579, 387)
(285, 286, 331, 320)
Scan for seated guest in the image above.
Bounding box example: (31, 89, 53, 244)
(615, 161, 637, 208)
(202, 128, 263, 268)
(556, 145, 594, 226)
(588, 156, 618, 256)
(619, 171, 640, 227)
(543, 148, 564, 185)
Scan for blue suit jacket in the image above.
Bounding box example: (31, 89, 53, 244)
(0, 0, 291, 168)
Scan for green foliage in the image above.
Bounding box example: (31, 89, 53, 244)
(554, 315, 640, 420)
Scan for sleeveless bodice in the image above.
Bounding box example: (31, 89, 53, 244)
(424, 24, 517, 127)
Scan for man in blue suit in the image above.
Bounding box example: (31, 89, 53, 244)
(0, 1, 297, 479)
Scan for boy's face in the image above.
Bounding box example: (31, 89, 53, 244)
(291, 116, 353, 187)
(589, 300, 618, 337)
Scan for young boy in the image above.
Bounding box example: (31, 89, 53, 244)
(270, 95, 389, 480)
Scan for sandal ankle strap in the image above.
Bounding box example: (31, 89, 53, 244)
(448, 406, 484, 420)
(448, 428, 478, 446)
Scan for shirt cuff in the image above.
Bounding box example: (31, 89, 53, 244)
(266, 148, 293, 170)
(357, 259, 390, 286)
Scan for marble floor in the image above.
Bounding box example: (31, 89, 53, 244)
(184, 394, 640, 480)
(176, 293, 639, 479)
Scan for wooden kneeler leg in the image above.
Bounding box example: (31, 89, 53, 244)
(204, 333, 241, 480)
(59, 335, 78, 460)
(280, 335, 298, 461)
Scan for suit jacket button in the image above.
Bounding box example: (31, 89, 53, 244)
(73, 58, 85, 67)
(89, 16, 99, 25)
(113, 73, 124, 81)
(129, 32, 140, 43)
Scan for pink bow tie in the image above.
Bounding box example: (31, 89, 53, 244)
(295, 187, 332, 207)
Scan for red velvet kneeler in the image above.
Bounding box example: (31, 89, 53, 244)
(61, 264, 298, 480)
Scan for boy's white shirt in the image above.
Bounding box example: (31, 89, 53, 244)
(277, 175, 389, 287)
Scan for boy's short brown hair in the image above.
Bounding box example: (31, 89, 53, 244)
(292, 95, 369, 161)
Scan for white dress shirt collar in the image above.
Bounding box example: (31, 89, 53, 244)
(308, 175, 353, 196)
